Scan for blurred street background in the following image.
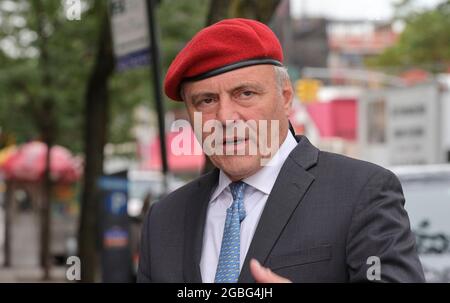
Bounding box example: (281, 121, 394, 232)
(0, 0, 449, 282)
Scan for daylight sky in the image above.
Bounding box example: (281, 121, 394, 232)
(290, 0, 443, 20)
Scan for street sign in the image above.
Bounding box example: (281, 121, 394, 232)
(109, 0, 169, 194)
(109, 0, 151, 71)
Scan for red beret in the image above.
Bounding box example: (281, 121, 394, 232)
(164, 18, 284, 101)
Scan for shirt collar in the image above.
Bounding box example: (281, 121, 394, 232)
(210, 132, 298, 202)
(210, 170, 233, 203)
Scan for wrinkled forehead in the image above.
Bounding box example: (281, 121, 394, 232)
(181, 65, 277, 99)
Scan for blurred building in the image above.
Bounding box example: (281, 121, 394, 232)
(328, 20, 399, 69)
(271, 0, 449, 167)
(272, 0, 399, 76)
(272, 0, 329, 73)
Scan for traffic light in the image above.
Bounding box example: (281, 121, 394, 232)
(295, 79, 321, 104)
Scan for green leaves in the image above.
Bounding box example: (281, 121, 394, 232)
(0, 0, 100, 151)
(368, 1, 450, 73)
(0, 0, 209, 152)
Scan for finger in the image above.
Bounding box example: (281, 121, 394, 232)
(250, 259, 291, 283)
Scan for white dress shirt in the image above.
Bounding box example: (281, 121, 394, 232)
(200, 132, 298, 282)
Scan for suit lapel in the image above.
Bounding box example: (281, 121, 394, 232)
(183, 169, 219, 283)
(238, 136, 319, 282)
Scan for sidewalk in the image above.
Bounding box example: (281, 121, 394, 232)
(0, 266, 67, 283)
(0, 209, 68, 282)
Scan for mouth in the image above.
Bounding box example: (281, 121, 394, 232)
(223, 137, 247, 145)
(220, 137, 250, 155)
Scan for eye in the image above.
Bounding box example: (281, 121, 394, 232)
(194, 97, 216, 108)
(200, 98, 214, 105)
(239, 90, 255, 99)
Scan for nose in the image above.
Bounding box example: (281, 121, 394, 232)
(216, 95, 240, 125)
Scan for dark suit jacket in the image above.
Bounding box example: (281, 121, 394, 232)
(137, 136, 424, 282)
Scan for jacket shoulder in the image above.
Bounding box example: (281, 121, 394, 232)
(315, 150, 400, 190)
(149, 170, 216, 215)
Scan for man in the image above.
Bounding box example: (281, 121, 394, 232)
(137, 18, 424, 283)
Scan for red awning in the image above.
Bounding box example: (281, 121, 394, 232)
(140, 129, 205, 173)
(306, 98, 357, 140)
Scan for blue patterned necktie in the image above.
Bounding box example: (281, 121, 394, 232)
(214, 181, 247, 283)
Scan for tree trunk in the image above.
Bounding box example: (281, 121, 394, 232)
(40, 127, 54, 280)
(40, 130, 53, 280)
(78, 11, 114, 283)
(3, 181, 14, 267)
(34, 0, 56, 280)
(206, 0, 231, 24)
(207, 0, 281, 24)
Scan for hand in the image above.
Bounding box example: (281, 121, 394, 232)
(250, 259, 292, 283)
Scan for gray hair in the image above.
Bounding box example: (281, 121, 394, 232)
(273, 65, 292, 94)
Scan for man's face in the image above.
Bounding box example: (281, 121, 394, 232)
(183, 65, 293, 181)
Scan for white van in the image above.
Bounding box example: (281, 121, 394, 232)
(392, 164, 450, 282)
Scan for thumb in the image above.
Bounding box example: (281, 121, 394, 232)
(250, 259, 291, 283)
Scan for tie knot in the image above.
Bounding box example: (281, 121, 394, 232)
(229, 181, 246, 201)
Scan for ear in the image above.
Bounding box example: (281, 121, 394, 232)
(281, 80, 294, 116)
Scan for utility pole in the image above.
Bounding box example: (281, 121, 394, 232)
(146, 0, 168, 193)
